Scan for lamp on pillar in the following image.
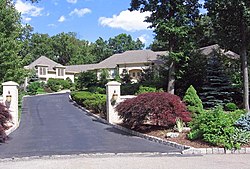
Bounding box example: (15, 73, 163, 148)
(111, 90, 118, 105)
(6, 91, 12, 103)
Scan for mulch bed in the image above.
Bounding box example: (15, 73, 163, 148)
(128, 125, 250, 148)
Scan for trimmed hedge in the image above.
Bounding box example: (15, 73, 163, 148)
(71, 91, 106, 118)
(116, 92, 191, 129)
(136, 86, 163, 95)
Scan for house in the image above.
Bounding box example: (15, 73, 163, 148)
(25, 50, 167, 83)
(25, 44, 239, 84)
(24, 56, 76, 83)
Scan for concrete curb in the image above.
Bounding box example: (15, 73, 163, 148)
(69, 94, 190, 152)
(0, 152, 185, 162)
(182, 147, 250, 155)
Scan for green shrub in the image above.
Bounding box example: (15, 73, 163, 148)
(47, 78, 71, 92)
(71, 91, 92, 104)
(36, 87, 46, 94)
(183, 85, 204, 116)
(27, 81, 42, 95)
(83, 94, 106, 116)
(71, 91, 106, 118)
(188, 106, 246, 150)
(88, 86, 106, 94)
(136, 86, 163, 95)
(225, 103, 238, 111)
(121, 83, 140, 95)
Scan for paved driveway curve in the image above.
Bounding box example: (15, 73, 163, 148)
(0, 93, 181, 158)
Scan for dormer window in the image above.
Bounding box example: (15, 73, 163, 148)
(39, 67, 47, 75)
(57, 68, 65, 76)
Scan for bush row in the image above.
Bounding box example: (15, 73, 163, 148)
(71, 91, 106, 118)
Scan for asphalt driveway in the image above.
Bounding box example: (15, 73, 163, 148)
(0, 93, 181, 158)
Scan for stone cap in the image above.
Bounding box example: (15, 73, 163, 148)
(106, 81, 121, 86)
(2, 81, 19, 86)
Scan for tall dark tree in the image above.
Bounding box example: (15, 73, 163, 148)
(194, 15, 216, 47)
(204, 0, 250, 111)
(130, 0, 200, 94)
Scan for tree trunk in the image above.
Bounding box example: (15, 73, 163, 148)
(167, 60, 175, 94)
(241, 47, 249, 112)
(240, 21, 249, 112)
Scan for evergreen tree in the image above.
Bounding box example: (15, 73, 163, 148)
(199, 54, 236, 108)
(183, 85, 204, 116)
(204, 0, 250, 111)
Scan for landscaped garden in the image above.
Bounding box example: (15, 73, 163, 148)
(70, 61, 250, 150)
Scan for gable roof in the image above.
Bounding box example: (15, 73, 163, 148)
(65, 64, 97, 73)
(199, 44, 240, 59)
(25, 56, 64, 71)
(95, 50, 168, 69)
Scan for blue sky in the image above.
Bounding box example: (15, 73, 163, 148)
(14, 0, 205, 47)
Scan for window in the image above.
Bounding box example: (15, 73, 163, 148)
(132, 72, 136, 77)
(57, 68, 64, 76)
(110, 69, 115, 78)
(137, 72, 141, 77)
(39, 67, 47, 75)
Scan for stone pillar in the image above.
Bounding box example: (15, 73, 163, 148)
(2, 81, 19, 126)
(106, 81, 121, 124)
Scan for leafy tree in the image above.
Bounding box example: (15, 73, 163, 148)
(108, 33, 144, 54)
(204, 0, 250, 111)
(52, 32, 79, 65)
(0, 0, 28, 84)
(68, 40, 95, 65)
(28, 33, 55, 62)
(130, 0, 200, 94)
(91, 37, 113, 63)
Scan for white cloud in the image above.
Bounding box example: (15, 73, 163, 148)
(99, 10, 151, 32)
(23, 17, 32, 22)
(138, 34, 149, 44)
(58, 16, 66, 22)
(48, 24, 57, 27)
(15, 0, 43, 17)
(69, 8, 91, 17)
(67, 0, 77, 4)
